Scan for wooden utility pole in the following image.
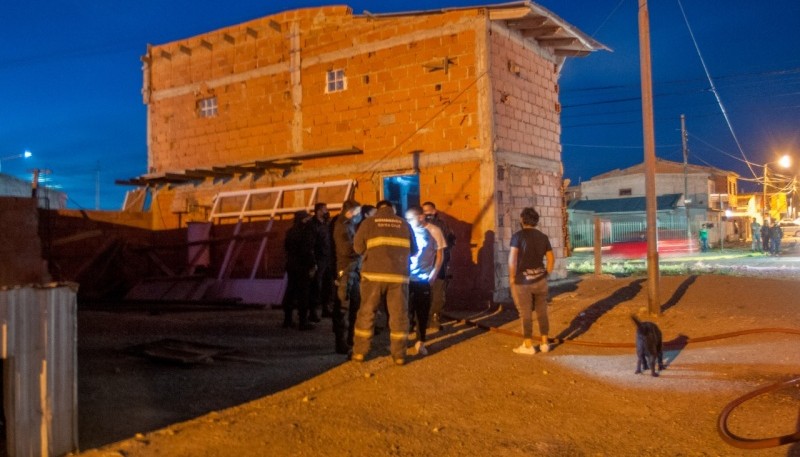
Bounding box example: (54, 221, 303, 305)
(681, 114, 691, 242)
(638, 0, 660, 315)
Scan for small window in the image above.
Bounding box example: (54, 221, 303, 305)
(326, 69, 346, 93)
(619, 188, 632, 196)
(382, 174, 420, 216)
(198, 97, 218, 118)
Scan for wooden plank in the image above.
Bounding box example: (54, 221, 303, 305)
(521, 25, 561, 38)
(537, 37, 578, 47)
(52, 229, 103, 247)
(506, 16, 548, 30)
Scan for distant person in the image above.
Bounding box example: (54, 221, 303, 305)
(698, 224, 709, 252)
(508, 207, 554, 355)
(351, 200, 417, 365)
(283, 210, 316, 331)
(310, 202, 334, 321)
(331, 200, 363, 355)
(422, 201, 455, 333)
(761, 221, 771, 253)
(404, 206, 445, 357)
(770, 220, 783, 255)
(750, 218, 762, 252)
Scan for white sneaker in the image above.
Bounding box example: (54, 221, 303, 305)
(539, 343, 551, 353)
(414, 341, 428, 356)
(512, 344, 536, 355)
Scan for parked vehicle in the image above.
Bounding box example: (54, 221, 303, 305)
(778, 219, 800, 237)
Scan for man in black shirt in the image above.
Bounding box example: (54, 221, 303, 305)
(309, 202, 334, 321)
(508, 207, 554, 354)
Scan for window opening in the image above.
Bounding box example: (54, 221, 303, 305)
(382, 174, 420, 216)
(326, 69, 346, 93)
(198, 97, 218, 118)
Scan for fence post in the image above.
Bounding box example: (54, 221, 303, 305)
(594, 216, 602, 276)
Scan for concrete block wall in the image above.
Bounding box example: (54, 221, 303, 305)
(487, 23, 566, 300)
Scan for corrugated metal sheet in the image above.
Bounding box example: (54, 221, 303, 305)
(0, 284, 78, 457)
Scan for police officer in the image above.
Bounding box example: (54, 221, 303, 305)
(351, 200, 417, 365)
(283, 210, 316, 330)
(422, 201, 454, 332)
(309, 202, 334, 320)
(331, 199, 362, 354)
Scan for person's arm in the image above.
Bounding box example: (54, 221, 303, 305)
(429, 247, 443, 284)
(508, 247, 519, 285)
(545, 250, 555, 275)
(353, 222, 366, 255)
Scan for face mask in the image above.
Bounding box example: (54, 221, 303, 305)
(322, 213, 330, 222)
(425, 214, 434, 222)
(351, 213, 363, 225)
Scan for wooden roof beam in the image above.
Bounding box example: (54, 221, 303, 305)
(554, 49, 590, 57)
(521, 25, 562, 38)
(506, 16, 548, 30)
(537, 37, 579, 47)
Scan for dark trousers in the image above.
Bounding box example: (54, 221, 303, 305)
(409, 281, 431, 343)
(353, 280, 409, 361)
(283, 268, 311, 325)
(428, 278, 447, 327)
(311, 262, 334, 316)
(333, 266, 360, 348)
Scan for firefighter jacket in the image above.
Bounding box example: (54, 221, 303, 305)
(354, 206, 417, 284)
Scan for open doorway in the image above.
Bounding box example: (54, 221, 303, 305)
(382, 174, 420, 216)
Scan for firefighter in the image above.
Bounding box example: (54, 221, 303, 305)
(331, 199, 362, 354)
(351, 200, 417, 365)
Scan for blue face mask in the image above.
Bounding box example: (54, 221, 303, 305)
(351, 213, 363, 225)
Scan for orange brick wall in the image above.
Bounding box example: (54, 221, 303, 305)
(142, 6, 574, 305)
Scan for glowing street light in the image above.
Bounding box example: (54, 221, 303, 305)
(762, 154, 791, 222)
(0, 150, 32, 172)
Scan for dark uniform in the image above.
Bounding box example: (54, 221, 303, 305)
(425, 211, 454, 330)
(331, 208, 361, 354)
(309, 214, 334, 320)
(352, 205, 417, 364)
(283, 211, 315, 329)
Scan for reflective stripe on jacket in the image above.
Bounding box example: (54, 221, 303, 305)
(354, 206, 416, 283)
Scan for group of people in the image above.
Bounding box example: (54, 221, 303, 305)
(751, 218, 784, 255)
(283, 199, 455, 365)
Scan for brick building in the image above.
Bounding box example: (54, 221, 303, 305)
(125, 2, 605, 303)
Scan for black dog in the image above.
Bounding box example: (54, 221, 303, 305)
(631, 315, 665, 377)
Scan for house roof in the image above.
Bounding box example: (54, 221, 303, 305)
(363, 1, 609, 56)
(591, 158, 738, 181)
(569, 193, 683, 213)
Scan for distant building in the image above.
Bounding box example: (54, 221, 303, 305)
(122, 3, 606, 302)
(0, 174, 66, 209)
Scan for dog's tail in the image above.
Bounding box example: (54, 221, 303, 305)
(631, 314, 644, 330)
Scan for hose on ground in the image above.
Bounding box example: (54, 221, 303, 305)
(440, 309, 800, 449)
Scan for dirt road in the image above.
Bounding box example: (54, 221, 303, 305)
(75, 275, 800, 456)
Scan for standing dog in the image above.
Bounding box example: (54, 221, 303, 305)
(631, 315, 665, 377)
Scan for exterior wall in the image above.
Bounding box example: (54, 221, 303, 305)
(487, 22, 565, 301)
(580, 173, 713, 208)
(0, 197, 49, 286)
(0, 174, 66, 209)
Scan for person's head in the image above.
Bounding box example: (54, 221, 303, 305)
(753, 217, 757, 222)
(520, 207, 539, 228)
(341, 199, 361, 220)
(361, 205, 377, 218)
(314, 202, 329, 221)
(293, 210, 310, 225)
(376, 200, 394, 212)
(701, 223, 706, 228)
(404, 206, 424, 229)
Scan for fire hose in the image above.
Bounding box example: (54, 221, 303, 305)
(440, 310, 800, 449)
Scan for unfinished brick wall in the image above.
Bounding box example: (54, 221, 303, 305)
(488, 23, 567, 300)
(0, 197, 47, 286)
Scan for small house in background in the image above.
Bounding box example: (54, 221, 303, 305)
(116, 2, 606, 303)
(567, 158, 741, 250)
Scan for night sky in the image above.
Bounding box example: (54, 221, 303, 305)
(2, 0, 798, 209)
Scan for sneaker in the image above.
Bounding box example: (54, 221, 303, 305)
(539, 343, 551, 353)
(414, 341, 428, 356)
(512, 344, 536, 355)
(394, 358, 405, 366)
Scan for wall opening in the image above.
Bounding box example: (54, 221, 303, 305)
(382, 174, 419, 216)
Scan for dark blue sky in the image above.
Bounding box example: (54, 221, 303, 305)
(2, 1, 798, 209)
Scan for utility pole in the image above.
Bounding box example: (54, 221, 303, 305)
(638, 0, 660, 315)
(681, 114, 691, 244)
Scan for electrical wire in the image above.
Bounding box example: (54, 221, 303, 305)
(677, 0, 756, 180)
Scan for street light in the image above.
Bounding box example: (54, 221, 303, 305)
(0, 150, 32, 172)
(762, 154, 791, 223)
